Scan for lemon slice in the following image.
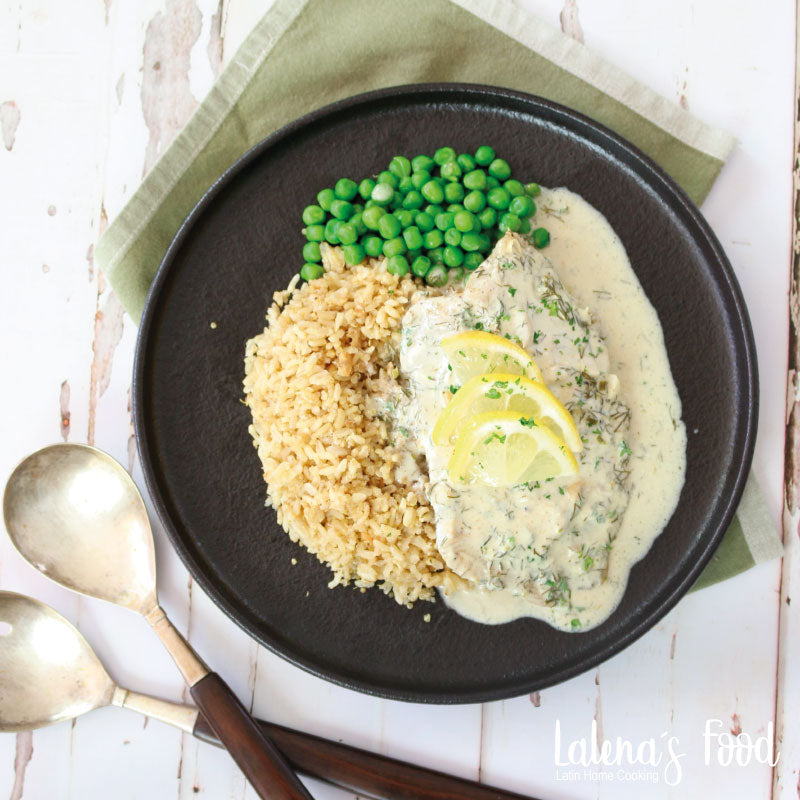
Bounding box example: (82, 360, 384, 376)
(433, 373, 582, 452)
(441, 331, 544, 384)
(447, 410, 579, 487)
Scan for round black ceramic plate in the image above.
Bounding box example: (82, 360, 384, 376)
(134, 84, 757, 703)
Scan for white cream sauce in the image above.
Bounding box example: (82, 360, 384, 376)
(393, 187, 686, 631)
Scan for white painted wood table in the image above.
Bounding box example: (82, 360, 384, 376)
(1, 1, 797, 798)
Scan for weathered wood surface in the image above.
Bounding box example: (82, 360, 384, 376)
(0, 1, 795, 798)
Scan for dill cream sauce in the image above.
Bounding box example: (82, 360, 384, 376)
(398, 188, 686, 631)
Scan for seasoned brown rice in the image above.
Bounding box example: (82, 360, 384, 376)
(243, 244, 461, 605)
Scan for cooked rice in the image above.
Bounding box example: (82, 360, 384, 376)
(243, 244, 461, 605)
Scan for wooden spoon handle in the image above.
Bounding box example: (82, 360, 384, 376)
(190, 673, 313, 800)
(193, 713, 540, 800)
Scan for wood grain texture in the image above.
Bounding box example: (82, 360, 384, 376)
(0, 1, 795, 798)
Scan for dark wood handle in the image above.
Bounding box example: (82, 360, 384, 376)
(190, 673, 313, 800)
(193, 713, 541, 800)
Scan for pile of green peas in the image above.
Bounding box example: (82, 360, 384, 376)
(299, 145, 550, 286)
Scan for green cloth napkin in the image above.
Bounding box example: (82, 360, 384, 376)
(96, 0, 782, 588)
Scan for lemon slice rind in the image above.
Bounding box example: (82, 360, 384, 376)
(440, 331, 544, 384)
(433, 372, 582, 452)
(447, 410, 579, 488)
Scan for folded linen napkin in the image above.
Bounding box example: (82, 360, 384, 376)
(96, 0, 782, 587)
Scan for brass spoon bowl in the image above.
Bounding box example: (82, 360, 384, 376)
(0, 589, 536, 800)
(3, 443, 312, 800)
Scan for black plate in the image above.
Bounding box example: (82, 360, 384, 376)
(134, 84, 757, 703)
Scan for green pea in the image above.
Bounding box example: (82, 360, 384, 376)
(486, 176, 500, 189)
(454, 211, 475, 232)
(532, 227, 550, 248)
(371, 182, 394, 205)
(424, 203, 443, 217)
(478, 207, 496, 229)
(389, 193, 403, 210)
(477, 233, 492, 252)
(525, 182, 542, 197)
(395, 209, 414, 228)
(421, 180, 445, 204)
(463, 190, 486, 213)
(404, 226, 424, 250)
(337, 222, 357, 245)
(423, 229, 444, 249)
(350, 212, 367, 236)
(407, 248, 422, 261)
(444, 182, 465, 203)
(403, 190, 424, 210)
(463, 169, 487, 191)
(488, 159, 511, 181)
(324, 218, 341, 244)
(447, 203, 465, 214)
(433, 146, 456, 165)
(509, 195, 534, 218)
(305, 224, 325, 242)
(457, 153, 476, 171)
(487, 187, 511, 210)
(302, 205, 325, 226)
(415, 211, 435, 232)
(474, 145, 495, 166)
(389, 155, 411, 178)
(334, 178, 358, 200)
(358, 178, 376, 200)
(443, 245, 464, 267)
(440, 161, 462, 182)
(498, 212, 521, 233)
(386, 254, 409, 276)
(363, 205, 385, 230)
(383, 236, 407, 257)
(330, 199, 354, 220)
(444, 228, 462, 246)
(302, 241, 321, 262)
(300, 262, 324, 281)
(411, 255, 431, 277)
(398, 176, 413, 194)
(460, 232, 481, 252)
(317, 188, 335, 211)
(342, 243, 366, 265)
(425, 264, 448, 286)
(412, 154, 435, 172)
(518, 218, 531, 235)
(377, 170, 398, 188)
(448, 267, 465, 284)
(428, 247, 445, 264)
(504, 179, 525, 197)
(352, 202, 363, 214)
(471, 216, 481, 233)
(363, 236, 383, 257)
(464, 252, 483, 270)
(378, 213, 402, 239)
(411, 170, 430, 189)
(435, 212, 455, 231)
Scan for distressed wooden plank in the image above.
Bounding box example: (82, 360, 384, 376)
(0, 0, 115, 796)
(0, 1, 794, 799)
(773, 3, 800, 796)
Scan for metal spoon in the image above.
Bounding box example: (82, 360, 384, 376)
(3, 443, 312, 800)
(0, 591, 538, 800)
